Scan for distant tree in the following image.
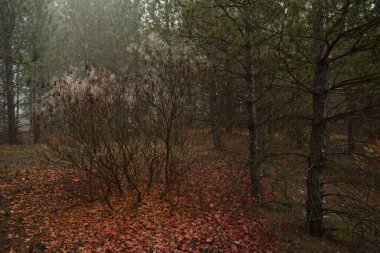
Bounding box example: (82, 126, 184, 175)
(181, 0, 280, 198)
(0, 0, 18, 144)
(56, 0, 142, 71)
(0, 0, 53, 144)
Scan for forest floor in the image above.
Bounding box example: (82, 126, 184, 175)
(1, 130, 377, 252)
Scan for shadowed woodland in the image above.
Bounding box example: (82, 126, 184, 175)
(0, 0, 380, 252)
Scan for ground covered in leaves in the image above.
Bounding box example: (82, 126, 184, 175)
(0, 163, 281, 252)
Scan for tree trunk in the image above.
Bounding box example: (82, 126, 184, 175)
(346, 92, 356, 152)
(2, 0, 18, 144)
(210, 78, 223, 150)
(307, 76, 327, 237)
(245, 12, 261, 199)
(294, 91, 304, 149)
(0, 100, 5, 132)
(33, 100, 41, 144)
(257, 103, 265, 152)
(307, 2, 327, 237)
(31, 77, 41, 144)
(223, 56, 234, 134)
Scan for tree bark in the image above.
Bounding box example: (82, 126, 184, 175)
(245, 8, 261, 199)
(346, 91, 356, 152)
(307, 2, 328, 237)
(32, 82, 41, 144)
(223, 56, 234, 134)
(210, 75, 223, 150)
(2, 0, 18, 144)
(31, 75, 41, 144)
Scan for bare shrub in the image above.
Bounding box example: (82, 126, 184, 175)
(138, 44, 199, 197)
(40, 44, 199, 207)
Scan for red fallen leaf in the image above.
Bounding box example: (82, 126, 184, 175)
(184, 246, 193, 252)
(206, 237, 213, 243)
(2, 166, 280, 252)
(125, 240, 136, 247)
(155, 243, 167, 249)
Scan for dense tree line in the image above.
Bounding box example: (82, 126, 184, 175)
(1, 0, 379, 249)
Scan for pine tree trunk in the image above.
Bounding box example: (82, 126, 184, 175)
(210, 79, 222, 150)
(307, 83, 327, 237)
(2, 0, 18, 144)
(31, 77, 41, 144)
(294, 91, 304, 149)
(33, 110, 41, 144)
(245, 10, 261, 199)
(307, 2, 327, 237)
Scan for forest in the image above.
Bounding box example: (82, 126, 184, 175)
(0, 0, 379, 252)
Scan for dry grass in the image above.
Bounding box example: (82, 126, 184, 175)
(0, 145, 43, 174)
